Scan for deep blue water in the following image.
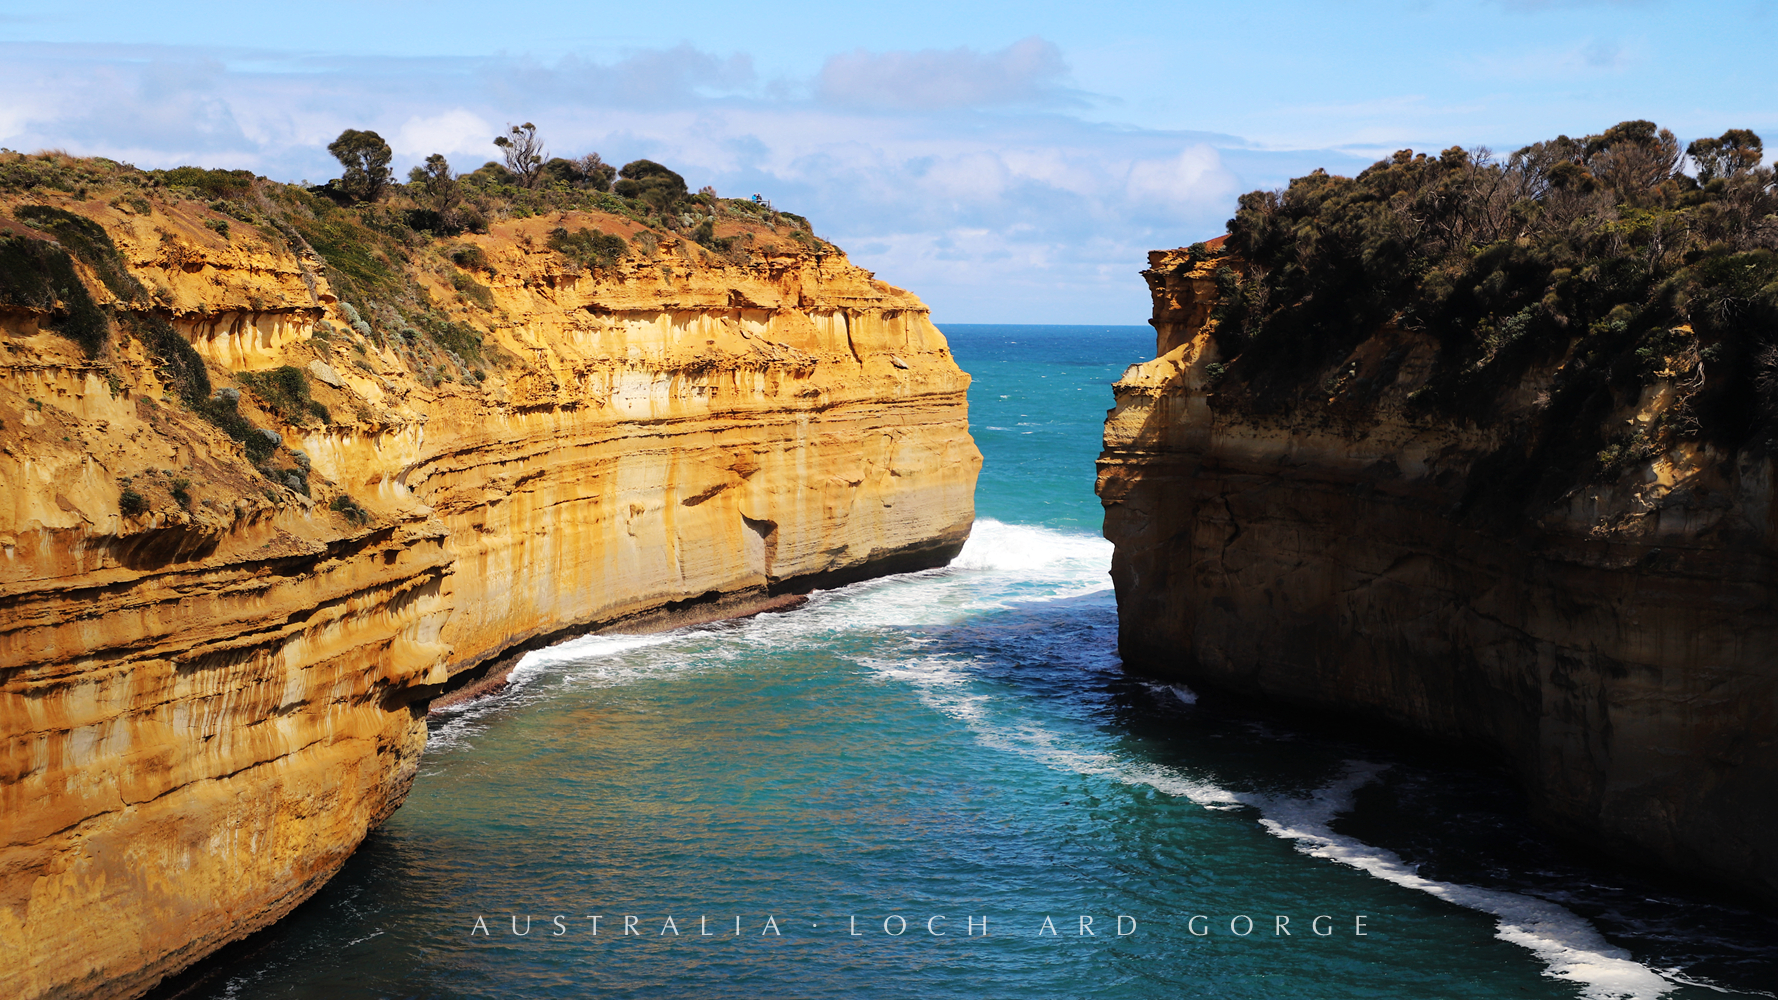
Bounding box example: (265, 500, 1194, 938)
(155, 325, 1778, 1000)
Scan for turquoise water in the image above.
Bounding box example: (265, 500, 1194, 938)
(157, 325, 1778, 1000)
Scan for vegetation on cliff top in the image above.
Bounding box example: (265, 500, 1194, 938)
(0, 130, 834, 515)
(1193, 120, 1778, 505)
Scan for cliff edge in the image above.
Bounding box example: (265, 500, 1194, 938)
(0, 154, 979, 999)
(1099, 129, 1776, 902)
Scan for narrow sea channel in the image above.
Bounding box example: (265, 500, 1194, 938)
(161, 325, 1778, 1000)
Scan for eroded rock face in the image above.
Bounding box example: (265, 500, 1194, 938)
(1097, 247, 1776, 902)
(1, 199, 978, 999)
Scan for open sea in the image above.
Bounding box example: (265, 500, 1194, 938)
(157, 325, 1778, 1000)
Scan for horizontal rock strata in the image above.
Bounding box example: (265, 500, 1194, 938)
(1, 189, 978, 999)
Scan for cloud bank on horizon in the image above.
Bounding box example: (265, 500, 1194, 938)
(1, 0, 1772, 323)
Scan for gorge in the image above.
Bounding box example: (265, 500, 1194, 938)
(0, 154, 979, 1000)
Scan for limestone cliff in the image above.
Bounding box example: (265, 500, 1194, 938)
(0, 158, 979, 999)
(1099, 245, 1775, 902)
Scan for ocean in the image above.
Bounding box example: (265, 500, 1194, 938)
(155, 324, 1778, 1000)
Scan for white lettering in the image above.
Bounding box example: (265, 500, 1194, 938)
(1230, 915, 1253, 937)
(552, 915, 567, 936)
(1312, 915, 1332, 937)
(884, 915, 907, 936)
(661, 916, 679, 936)
(1275, 915, 1290, 936)
(623, 915, 641, 936)
(968, 915, 989, 937)
(1038, 916, 1058, 937)
(1079, 915, 1096, 937)
(762, 916, 781, 936)
(1117, 915, 1136, 937)
(850, 916, 862, 937)
(471, 916, 489, 936)
(587, 915, 603, 936)
(1188, 915, 1209, 937)
(512, 915, 531, 936)
(928, 916, 946, 937)
(1355, 915, 1368, 937)
(701, 915, 712, 937)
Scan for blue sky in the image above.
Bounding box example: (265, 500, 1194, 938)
(2, 0, 1772, 322)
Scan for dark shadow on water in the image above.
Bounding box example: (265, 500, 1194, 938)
(923, 591, 1778, 995)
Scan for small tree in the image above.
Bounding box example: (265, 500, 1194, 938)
(494, 123, 546, 189)
(327, 129, 393, 202)
(578, 153, 617, 192)
(407, 153, 463, 226)
(1687, 129, 1764, 184)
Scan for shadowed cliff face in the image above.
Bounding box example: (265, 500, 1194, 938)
(0, 188, 978, 1000)
(1098, 247, 1776, 904)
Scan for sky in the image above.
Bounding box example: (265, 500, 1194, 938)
(1, 0, 1773, 322)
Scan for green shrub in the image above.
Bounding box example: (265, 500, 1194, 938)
(204, 218, 230, 239)
(15, 203, 145, 303)
(169, 477, 192, 509)
(425, 318, 485, 360)
(119, 487, 148, 517)
(154, 166, 256, 200)
(451, 269, 495, 310)
(546, 226, 628, 270)
(239, 365, 318, 421)
(0, 234, 109, 355)
(286, 204, 406, 304)
(126, 313, 210, 404)
(614, 160, 687, 211)
(330, 493, 370, 524)
(449, 244, 488, 269)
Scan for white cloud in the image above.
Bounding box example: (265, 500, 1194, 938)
(0, 41, 1321, 322)
(817, 36, 1075, 111)
(393, 109, 494, 159)
(1126, 146, 1240, 212)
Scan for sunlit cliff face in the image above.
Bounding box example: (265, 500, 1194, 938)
(0, 178, 979, 1000)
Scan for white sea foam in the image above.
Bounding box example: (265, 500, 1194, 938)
(959, 709, 1678, 1000)
(1245, 763, 1676, 1000)
(1140, 680, 1198, 705)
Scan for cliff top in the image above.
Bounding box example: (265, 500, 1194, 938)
(0, 151, 947, 553)
(1141, 119, 1778, 522)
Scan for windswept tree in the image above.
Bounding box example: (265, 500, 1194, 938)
(1687, 129, 1764, 184)
(1580, 119, 1680, 204)
(407, 153, 464, 230)
(494, 123, 546, 189)
(327, 129, 393, 202)
(614, 159, 688, 211)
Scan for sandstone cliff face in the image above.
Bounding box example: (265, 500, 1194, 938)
(1, 189, 978, 999)
(1098, 246, 1775, 901)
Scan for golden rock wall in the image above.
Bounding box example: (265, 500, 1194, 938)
(0, 199, 978, 999)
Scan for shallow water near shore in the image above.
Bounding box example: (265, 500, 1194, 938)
(160, 325, 1778, 1000)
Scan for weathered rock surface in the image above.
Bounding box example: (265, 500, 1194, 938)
(1098, 246, 1776, 901)
(1, 193, 978, 999)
